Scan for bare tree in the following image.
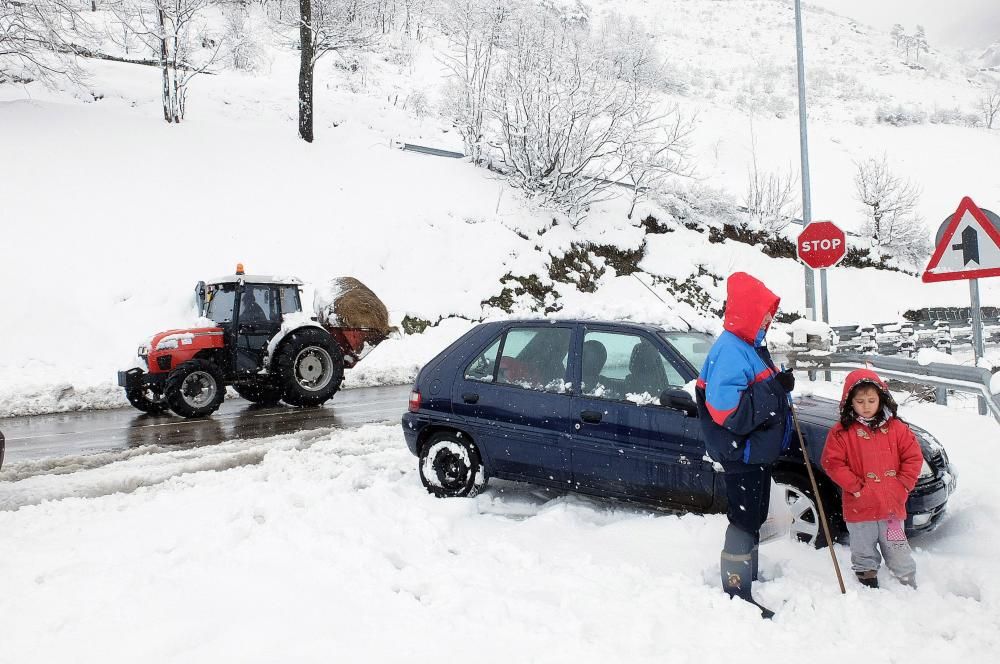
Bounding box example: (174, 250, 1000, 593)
(290, 0, 377, 142)
(742, 120, 798, 231)
(981, 81, 1000, 129)
(620, 105, 696, 219)
(116, 0, 222, 123)
(486, 7, 668, 220)
(0, 0, 88, 84)
(437, 0, 512, 164)
(854, 155, 929, 264)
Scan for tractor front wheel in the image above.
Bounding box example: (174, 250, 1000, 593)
(165, 360, 225, 418)
(275, 328, 344, 407)
(125, 385, 169, 415)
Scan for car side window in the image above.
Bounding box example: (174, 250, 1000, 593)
(582, 331, 685, 403)
(241, 286, 278, 323)
(279, 286, 301, 315)
(465, 337, 502, 382)
(496, 327, 572, 393)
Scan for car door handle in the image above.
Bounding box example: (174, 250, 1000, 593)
(580, 410, 603, 424)
(462, 392, 479, 404)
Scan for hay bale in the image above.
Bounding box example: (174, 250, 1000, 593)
(314, 277, 392, 337)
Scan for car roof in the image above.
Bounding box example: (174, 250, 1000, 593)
(480, 318, 689, 334)
(206, 274, 304, 286)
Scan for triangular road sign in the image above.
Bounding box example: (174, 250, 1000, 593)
(922, 196, 1000, 282)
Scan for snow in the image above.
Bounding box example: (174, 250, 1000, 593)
(0, 399, 995, 662)
(991, 372, 1000, 396)
(917, 348, 961, 366)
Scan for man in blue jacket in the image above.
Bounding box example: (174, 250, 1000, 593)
(696, 272, 794, 618)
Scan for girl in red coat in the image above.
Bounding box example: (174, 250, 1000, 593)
(821, 369, 923, 589)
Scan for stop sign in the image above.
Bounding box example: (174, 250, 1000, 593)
(797, 221, 846, 269)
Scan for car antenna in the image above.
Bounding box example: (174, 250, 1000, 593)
(630, 273, 691, 330)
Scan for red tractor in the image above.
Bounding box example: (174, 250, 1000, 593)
(118, 267, 386, 418)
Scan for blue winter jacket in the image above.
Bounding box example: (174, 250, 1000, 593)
(696, 272, 792, 469)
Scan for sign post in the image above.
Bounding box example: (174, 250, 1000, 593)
(797, 221, 847, 381)
(923, 196, 1000, 415)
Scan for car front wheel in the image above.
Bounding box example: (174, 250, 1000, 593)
(773, 469, 843, 549)
(418, 431, 486, 498)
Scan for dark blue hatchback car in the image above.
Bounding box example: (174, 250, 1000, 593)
(401, 319, 957, 544)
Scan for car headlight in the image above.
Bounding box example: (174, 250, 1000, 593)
(919, 458, 934, 479)
(138, 344, 149, 357)
(156, 338, 179, 351)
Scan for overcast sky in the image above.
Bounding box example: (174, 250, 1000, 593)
(808, 0, 1000, 50)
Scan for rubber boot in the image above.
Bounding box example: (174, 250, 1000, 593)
(856, 570, 879, 589)
(898, 574, 917, 589)
(722, 524, 774, 618)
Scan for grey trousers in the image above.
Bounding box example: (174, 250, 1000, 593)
(846, 520, 917, 580)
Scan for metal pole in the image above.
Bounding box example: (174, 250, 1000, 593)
(794, 0, 815, 322)
(820, 268, 831, 381)
(970, 278, 987, 415)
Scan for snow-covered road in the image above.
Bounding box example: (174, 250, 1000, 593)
(0, 403, 997, 663)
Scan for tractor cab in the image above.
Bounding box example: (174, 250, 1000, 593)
(197, 266, 305, 377)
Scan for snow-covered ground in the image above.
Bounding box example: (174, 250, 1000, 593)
(2, 0, 999, 417)
(0, 396, 996, 662)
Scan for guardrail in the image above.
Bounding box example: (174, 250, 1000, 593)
(787, 351, 1000, 423)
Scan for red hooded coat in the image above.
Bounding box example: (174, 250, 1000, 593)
(820, 369, 923, 522)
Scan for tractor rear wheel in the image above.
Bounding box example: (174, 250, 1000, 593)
(125, 385, 169, 415)
(234, 382, 284, 406)
(165, 359, 226, 418)
(275, 328, 344, 407)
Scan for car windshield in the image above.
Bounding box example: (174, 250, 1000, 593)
(660, 331, 714, 372)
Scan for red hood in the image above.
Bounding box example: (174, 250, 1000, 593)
(723, 272, 780, 343)
(150, 327, 223, 347)
(840, 369, 889, 407)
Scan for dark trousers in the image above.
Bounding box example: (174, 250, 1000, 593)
(723, 464, 772, 553)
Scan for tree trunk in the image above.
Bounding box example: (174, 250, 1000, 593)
(298, 0, 314, 142)
(157, 11, 173, 123)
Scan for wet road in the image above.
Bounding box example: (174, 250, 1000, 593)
(0, 384, 411, 464)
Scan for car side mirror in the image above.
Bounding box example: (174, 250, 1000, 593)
(660, 388, 698, 417)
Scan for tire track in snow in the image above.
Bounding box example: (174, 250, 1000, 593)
(0, 428, 336, 512)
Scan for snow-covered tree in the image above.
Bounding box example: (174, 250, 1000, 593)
(115, 0, 222, 123)
(854, 155, 929, 264)
(891, 23, 904, 47)
(0, 0, 88, 84)
(437, 0, 515, 163)
(486, 6, 671, 219)
(980, 81, 1000, 129)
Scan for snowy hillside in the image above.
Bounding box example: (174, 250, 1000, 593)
(2, 0, 1000, 416)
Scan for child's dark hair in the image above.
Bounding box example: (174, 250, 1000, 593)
(840, 380, 899, 429)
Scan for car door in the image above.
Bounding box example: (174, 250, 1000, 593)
(569, 327, 714, 509)
(234, 284, 282, 375)
(450, 324, 574, 486)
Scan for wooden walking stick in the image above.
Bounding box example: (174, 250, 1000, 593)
(789, 403, 846, 594)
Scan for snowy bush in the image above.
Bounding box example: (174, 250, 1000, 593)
(929, 107, 982, 128)
(223, 7, 272, 73)
(875, 104, 927, 126)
